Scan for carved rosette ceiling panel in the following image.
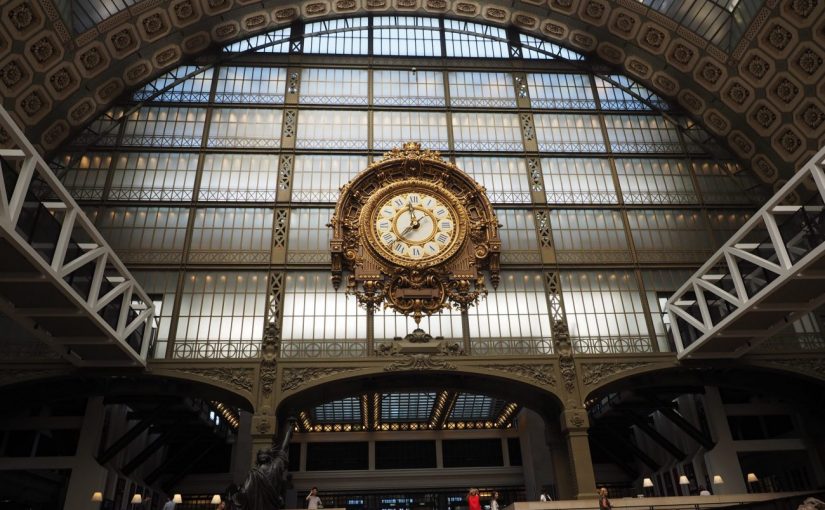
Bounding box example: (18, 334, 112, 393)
(331, 142, 500, 324)
(0, 0, 822, 182)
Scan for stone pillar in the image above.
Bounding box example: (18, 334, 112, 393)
(702, 387, 746, 494)
(518, 409, 555, 500)
(560, 409, 598, 500)
(232, 411, 253, 483)
(63, 397, 109, 510)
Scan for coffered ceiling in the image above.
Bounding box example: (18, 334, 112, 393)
(0, 0, 823, 189)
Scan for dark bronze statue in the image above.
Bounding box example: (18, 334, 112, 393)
(232, 418, 296, 510)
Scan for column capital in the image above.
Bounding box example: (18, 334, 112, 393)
(560, 408, 589, 433)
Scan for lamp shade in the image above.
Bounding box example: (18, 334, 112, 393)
(713, 475, 725, 485)
(679, 475, 690, 485)
(211, 494, 222, 504)
(131, 494, 142, 504)
(747, 473, 759, 483)
(91, 492, 103, 502)
(643, 478, 654, 488)
(173, 494, 183, 504)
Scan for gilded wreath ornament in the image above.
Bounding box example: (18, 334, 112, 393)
(330, 142, 501, 324)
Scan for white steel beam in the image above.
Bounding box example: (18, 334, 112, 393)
(667, 145, 825, 360)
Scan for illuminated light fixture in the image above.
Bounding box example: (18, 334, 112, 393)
(713, 475, 725, 485)
(173, 495, 183, 504)
(131, 494, 142, 504)
(747, 473, 759, 483)
(211, 494, 222, 505)
(679, 476, 690, 485)
(91, 492, 103, 502)
(643, 478, 654, 488)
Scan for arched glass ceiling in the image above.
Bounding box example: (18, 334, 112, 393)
(66, 0, 764, 51)
(298, 392, 518, 432)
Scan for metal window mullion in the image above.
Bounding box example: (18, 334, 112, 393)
(634, 268, 660, 353)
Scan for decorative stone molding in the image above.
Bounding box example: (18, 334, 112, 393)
(281, 367, 358, 391)
(384, 354, 457, 371)
(479, 363, 556, 388)
(580, 361, 651, 388)
(176, 367, 255, 393)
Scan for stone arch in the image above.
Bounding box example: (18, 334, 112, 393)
(0, 369, 256, 412)
(2, 0, 822, 182)
(580, 359, 825, 406)
(275, 364, 565, 421)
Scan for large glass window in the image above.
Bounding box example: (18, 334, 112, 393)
(550, 210, 631, 263)
(615, 158, 697, 205)
(96, 207, 190, 264)
(58, 153, 111, 200)
(449, 72, 516, 108)
(374, 112, 449, 151)
(296, 110, 368, 149)
(53, 16, 763, 364)
(281, 272, 368, 342)
(121, 107, 206, 148)
(452, 113, 523, 151)
(189, 208, 273, 264)
(174, 271, 267, 358)
(287, 208, 333, 264)
(534, 114, 605, 152)
(373, 17, 441, 57)
(541, 158, 617, 205)
(560, 270, 652, 353)
(207, 108, 283, 148)
(215, 66, 286, 104)
(109, 152, 198, 201)
(527, 74, 595, 109)
(200, 154, 280, 202)
(455, 157, 531, 204)
(299, 68, 369, 105)
(373, 69, 445, 107)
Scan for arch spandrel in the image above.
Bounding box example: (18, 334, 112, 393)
(1, 0, 823, 185)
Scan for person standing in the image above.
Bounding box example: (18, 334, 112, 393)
(162, 497, 176, 510)
(307, 487, 322, 510)
(467, 488, 481, 510)
(490, 492, 501, 510)
(598, 488, 612, 510)
(540, 489, 552, 502)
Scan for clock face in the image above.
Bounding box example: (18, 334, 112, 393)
(372, 191, 460, 263)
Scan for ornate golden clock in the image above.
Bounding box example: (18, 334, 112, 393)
(330, 142, 500, 324)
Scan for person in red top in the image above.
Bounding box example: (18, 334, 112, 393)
(467, 488, 481, 510)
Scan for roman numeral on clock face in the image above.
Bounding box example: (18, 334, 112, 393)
(382, 232, 395, 244)
(435, 232, 450, 245)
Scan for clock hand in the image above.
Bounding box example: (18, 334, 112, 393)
(407, 203, 419, 228)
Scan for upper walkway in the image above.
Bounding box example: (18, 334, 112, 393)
(0, 107, 155, 367)
(667, 147, 825, 359)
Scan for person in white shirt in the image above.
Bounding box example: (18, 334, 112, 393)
(307, 487, 322, 510)
(491, 491, 501, 510)
(699, 486, 711, 496)
(540, 490, 552, 502)
(162, 497, 176, 510)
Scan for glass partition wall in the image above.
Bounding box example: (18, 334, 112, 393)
(56, 16, 766, 360)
